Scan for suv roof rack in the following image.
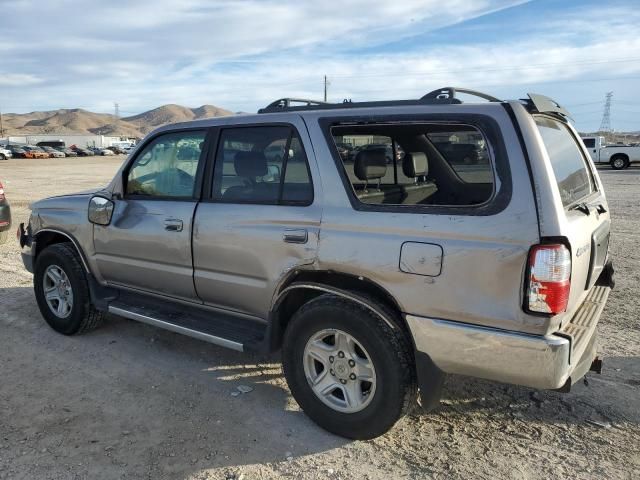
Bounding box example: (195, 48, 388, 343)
(257, 87, 502, 113)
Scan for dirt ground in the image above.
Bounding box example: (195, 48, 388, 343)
(0, 157, 638, 480)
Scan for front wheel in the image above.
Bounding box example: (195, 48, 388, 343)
(34, 243, 104, 335)
(282, 295, 416, 439)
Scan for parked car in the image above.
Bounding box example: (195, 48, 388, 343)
(99, 147, 115, 156)
(22, 146, 50, 159)
(581, 135, 640, 170)
(0, 147, 13, 160)
(71, 147, 92, 157)
(0, 180, 11, 244)
(335, 142, 354, 161)
(58, 148, 78, 157)
(6, 145, 27, 158)
(107, 146, 127, 155)
(89, 147, 114, 156)
(18, 88, 614, 440)
(41, 146, 65, 158)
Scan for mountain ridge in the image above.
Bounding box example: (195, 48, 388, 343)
(2, 104, 233, 138)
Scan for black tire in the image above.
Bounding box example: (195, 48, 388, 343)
(610, 155, 629, 170)
(0, 153, 6, 160)
(282, 294, 416, 439)
(34, 243, 103, 335)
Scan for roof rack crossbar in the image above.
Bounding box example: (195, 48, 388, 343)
(257, 87, 502, 113)
(258, 98, 328, 113)
(421, 87, 501, 103)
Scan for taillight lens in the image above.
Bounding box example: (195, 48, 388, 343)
(526, 244, 571, 314)
(0, 181, 4, 201)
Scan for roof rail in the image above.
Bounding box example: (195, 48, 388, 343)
(258, 98, 328, 113)
(257, 87, 501, 113)
(421, 87, 501, 103)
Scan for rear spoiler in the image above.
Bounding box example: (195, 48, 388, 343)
(523, 93, 573, 121)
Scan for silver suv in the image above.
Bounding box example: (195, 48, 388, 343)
(18, 88, 614, 439)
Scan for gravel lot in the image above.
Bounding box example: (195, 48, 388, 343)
(0, 157, 638, 480)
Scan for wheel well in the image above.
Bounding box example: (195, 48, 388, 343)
(269, 271, 410, 351)
(34, 231, 87, 270)
(610, 153, 629, 161)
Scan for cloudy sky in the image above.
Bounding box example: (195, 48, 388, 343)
(1, 0, 639, 131)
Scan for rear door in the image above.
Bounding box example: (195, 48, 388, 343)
(93, 129, 208, 300)
(192, 121, 321, 318)
(534, 116, 610, 309)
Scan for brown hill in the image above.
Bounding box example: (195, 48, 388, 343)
(122, 104, 233, 134)
(2, 104, 233, 138)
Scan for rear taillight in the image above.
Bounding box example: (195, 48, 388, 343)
(526, 244, 571, 314)
(0, 182, 4, 201)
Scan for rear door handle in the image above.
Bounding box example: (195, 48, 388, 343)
(283, 229, 308, 244)
(164, 218, 183, 232)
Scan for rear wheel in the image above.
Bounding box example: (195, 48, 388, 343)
(0, 153, 6, 160)
(34, 243, 103, 335)
(282, 294, 416, 439)
(610, 155, 629, 170)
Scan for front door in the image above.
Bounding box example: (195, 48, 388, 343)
(93, 129, 208, 301)
(192, 123, 322, 318)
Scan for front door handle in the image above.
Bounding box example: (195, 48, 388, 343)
(283, 228, 308, 244)
(164, 218, 183, 232)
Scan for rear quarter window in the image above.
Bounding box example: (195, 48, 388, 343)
(535, 117, 596, 207)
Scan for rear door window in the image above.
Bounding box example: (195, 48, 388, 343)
(211, 126, 313, 205)
(535, 117, 596, 207)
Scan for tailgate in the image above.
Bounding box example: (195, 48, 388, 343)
(533, 116, 611, 313)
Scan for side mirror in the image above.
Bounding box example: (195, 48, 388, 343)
(88, 196, 114, 226)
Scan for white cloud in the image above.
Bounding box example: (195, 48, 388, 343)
(0, 74, 44, 87)
(1, 0, 639, 130)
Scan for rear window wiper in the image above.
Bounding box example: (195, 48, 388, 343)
(568, 202, 591, 215)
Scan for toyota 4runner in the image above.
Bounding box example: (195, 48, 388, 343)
(18, 88, 615, 439)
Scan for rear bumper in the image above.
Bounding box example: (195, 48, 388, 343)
(407, 284, 611, 390)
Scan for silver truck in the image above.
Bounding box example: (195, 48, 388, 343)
(18, 88, 614, 439)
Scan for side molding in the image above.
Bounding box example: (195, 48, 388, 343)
(273, 282, 397, 330)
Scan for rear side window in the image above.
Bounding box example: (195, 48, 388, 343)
(212, 126, 313, 205)
(582, 138, 595, 149)
(331, 123, 494, 207)
(535, 117, 596, 207)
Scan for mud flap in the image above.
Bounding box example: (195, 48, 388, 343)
(415, 351, 445, 410)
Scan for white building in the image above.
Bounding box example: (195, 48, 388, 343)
(2, 134, 123, 148)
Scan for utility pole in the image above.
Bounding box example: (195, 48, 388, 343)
(598, 92, 612, 141)
(323, 75, 329, 102)
(0, 105, 4, 139)
(114, 102, 120, 135)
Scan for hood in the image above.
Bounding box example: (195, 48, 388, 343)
(29, 187, 108, 210)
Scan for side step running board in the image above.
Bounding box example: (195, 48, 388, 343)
(109, 305, 245, 352)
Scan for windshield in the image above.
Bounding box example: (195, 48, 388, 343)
(535, 116, 596, 207)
